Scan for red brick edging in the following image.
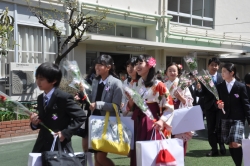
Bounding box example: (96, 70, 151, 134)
(0, 119, 39, 138)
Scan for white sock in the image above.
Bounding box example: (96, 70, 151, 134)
(86, 152, 94, 166)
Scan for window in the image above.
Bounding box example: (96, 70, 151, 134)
(88, 23, 146, 39)
(168, 0, 214, 28)
(18, 25, 56, 63)
(86, 52, 97, 73)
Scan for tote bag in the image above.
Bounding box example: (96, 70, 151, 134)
(88, 104, 133, 155)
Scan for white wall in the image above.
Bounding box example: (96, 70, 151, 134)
(74, 43, 87, 74)
(82, 0, 160, 15)
(214, 0, 250, 38)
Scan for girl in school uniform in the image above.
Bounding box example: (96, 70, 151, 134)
(121, 57, 141, 116)
(88, 54, 123, 166)
(217, 63, 250, 166)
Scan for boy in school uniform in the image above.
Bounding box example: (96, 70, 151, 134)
(30, 62, 86, 153)
(217, 63, 250, 166)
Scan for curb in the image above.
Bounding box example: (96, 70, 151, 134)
(0, 134, 38, 145)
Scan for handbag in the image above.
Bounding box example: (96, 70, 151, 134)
(42, 136, 85, 166)
(89, 103, 133, 155)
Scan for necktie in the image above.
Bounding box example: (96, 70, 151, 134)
(212, 76, 217, 85)
(43, 95, 48, 109)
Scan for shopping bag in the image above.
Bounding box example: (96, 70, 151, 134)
(242, 139, 250, 166)
(88, 104, 133, 155)
(136, 131, 184, 166)
(171, 105, 205, 135)
(28, 153, 42, 166)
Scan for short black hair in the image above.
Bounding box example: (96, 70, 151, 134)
(208, 57, 220, 65)
(35, 62, 62, 87)
(244, 73, 250, 84)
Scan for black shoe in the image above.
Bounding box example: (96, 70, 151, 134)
(206, 150, 219, 157)
(219, 144, 226, 155)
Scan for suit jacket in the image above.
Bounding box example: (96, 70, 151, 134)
(90, 75, 123, 116)
(217, 80, 250, 123)
(197, 72, 223, 111)
(31, 88, 86, 153)
(246, 85, 250, 103)
(189, 83, 205, 109)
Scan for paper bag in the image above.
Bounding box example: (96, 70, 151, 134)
(242, 139, 250, 166)
(136, 138, 184, 166)
(171, 105, 205, 135)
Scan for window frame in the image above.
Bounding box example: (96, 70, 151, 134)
(168, 0, 214, 28)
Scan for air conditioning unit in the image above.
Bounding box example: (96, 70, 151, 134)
(5, 62, 42, 100)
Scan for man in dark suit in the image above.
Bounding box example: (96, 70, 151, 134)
(197, 57, 226, 157)
(30, 62, 86, 153)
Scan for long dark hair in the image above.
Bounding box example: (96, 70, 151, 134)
(126, 57, 141, 83)
(222, 63, 241, 81)
(166, 62, 182, 77)
(136, 54, 155, 87)
(94, 54, 119, 79)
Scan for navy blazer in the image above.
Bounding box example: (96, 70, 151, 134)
(31, 88, 86, 153)
(217, 80, 250, 123)
(197, 72, 223, 111)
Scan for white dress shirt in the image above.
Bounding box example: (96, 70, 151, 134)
(99, 77, 108, 85)
(226, 78, 236, 93)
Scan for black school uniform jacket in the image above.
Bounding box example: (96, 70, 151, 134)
(217, 80, 250, 123)
(197, 72, 223, 111)
(31, 88, 86, 153)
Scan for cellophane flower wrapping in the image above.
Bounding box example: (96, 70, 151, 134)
(0, 91, 32, 116)
(197, 69, 219, 100)
(62, 60, 92, 104)
(183, 54, 198, 75)
(123, 85, 154, 120)
(177, 71, 194, 92)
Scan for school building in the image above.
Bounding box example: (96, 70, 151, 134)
(0, 0, 250, 100)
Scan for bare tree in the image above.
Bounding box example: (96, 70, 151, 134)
(0, 7, 14, 56)
(26, 0, 111, 65)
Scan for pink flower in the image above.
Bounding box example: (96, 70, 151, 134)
(177, 64, 183, 70)
(147, 57, 156, 68)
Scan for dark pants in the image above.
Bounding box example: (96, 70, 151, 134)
(205, 107, 221, 151)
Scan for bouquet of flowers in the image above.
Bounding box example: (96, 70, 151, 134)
(197, 70, 225, 114)
(0, 91, 55, 134)
(123, 85, 154, 120)
(177, 71, 194, 92)
(63, 60, 91, 104)
(183, 54, 198, 76)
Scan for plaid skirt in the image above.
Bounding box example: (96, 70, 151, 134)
(219, 119, 244, 145)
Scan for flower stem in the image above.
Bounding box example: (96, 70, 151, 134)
(39, 122, 55, 135)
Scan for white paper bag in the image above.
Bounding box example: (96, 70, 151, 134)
(136, 138, 184, 166)
(171, 105, 205, 135)
(28, 153, 42, 166)
(242, 139, 250, 166)
(88, 115, 134, 149)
